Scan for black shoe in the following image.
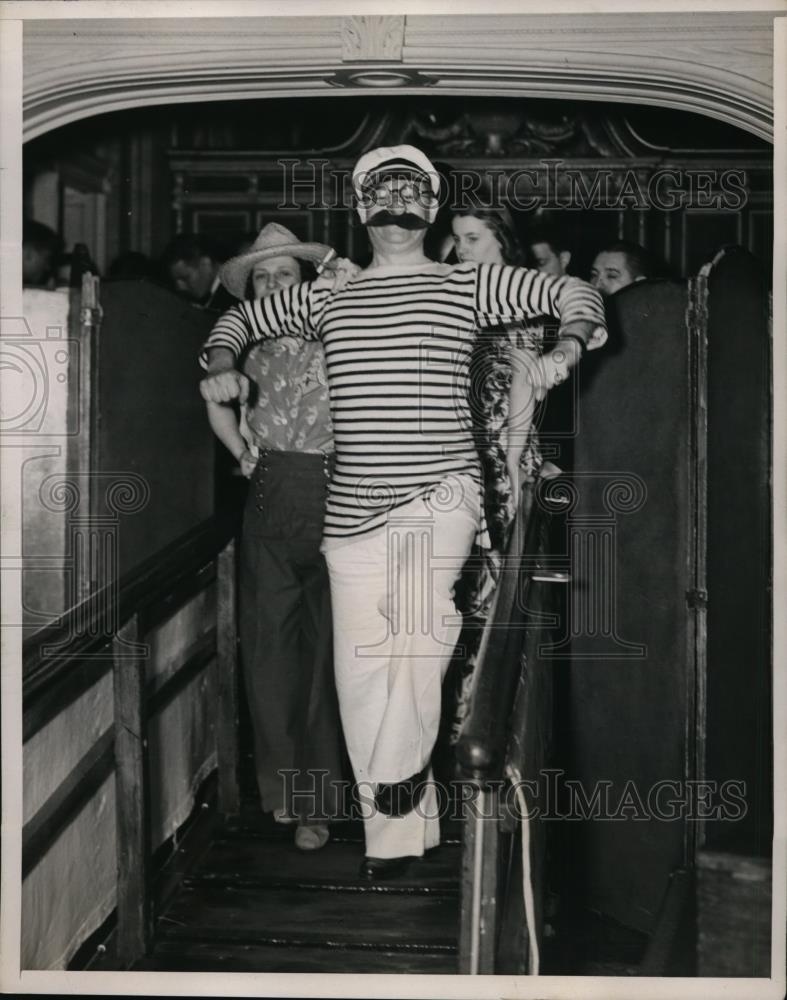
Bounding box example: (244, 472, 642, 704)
(358, 855, 413, 881)
(374, 764, 431, 817)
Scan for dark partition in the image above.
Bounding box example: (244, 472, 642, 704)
(703, 247, 772, 857)
(566, 279, 696, 932)
(96, 281, 216, 578)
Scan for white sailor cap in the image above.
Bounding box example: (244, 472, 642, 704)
(352, 145, 440, 224)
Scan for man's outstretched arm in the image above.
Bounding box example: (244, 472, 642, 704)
(475, 264, 605, 398)
(475, 264, 606, 348)
(198, 281, 319, 402)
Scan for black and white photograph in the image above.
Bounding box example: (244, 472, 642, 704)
(1, 2, 784, 998)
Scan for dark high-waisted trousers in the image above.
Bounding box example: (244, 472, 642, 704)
(238, 449, 343, 821)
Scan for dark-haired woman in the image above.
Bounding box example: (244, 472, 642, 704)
(448, 208, 549, 735)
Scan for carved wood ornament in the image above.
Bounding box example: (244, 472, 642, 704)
(341, 16, 406, 63)
(21, 13, 774, 142)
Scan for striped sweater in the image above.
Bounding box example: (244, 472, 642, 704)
(201, 261, 606, 545)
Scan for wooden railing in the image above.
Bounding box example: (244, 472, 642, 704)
(454, 478, 560, 975)
(22, 513, 239, 969)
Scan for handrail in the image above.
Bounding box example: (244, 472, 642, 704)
(23, 511, 236, 706)
(21, 508, 240, 968)
(456, 475, 559, 975)
(454, 482, 548, 782)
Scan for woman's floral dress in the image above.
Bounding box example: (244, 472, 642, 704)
(449, 322, 544, 742)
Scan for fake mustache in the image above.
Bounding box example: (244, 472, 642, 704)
(365, 211, 429, 230)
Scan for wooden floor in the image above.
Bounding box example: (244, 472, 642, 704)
(135, 791, 650, 976)
(126, 719, 649, 976)
(136, 795, 461, 974)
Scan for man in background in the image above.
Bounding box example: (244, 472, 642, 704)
(23, 219, 62, 289)
(161, 234, 243, 513)
(528, 227, 573, 279)
(161, 233, 238, 312)
(590, 240, 652, 297)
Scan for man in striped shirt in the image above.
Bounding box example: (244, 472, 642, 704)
(200, 145, 606, 880)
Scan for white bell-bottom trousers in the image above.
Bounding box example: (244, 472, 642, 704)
(323, 476, 479, 859)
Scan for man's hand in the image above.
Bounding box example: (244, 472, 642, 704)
(526, 348, 568, 401)
(316, 256, 361, 294)
(200, 346, 249, 403)
(526, 332, 588, 400)
(200, 369, 250, 404)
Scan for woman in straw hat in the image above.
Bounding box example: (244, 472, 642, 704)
(205, 222, 355, 851)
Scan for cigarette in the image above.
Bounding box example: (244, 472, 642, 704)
(315, 248, 337, 275)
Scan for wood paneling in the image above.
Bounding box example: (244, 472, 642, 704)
(23, 658, 112, 743)
(22, 727, 115, 878)
(568, 280, 694, 932)
(113, 614, 152, 967)
(216, 541, 240, 817)
(696, 850, 771, 977)
(95, 281, 215, 580)
(682, 210, 741, 276)
(22, 514, 234, 970)
(23, 516, 233, 703)
(459, 788, 499, 974)
(703, 248, 772, 857)
(146, 629, 216, 717)
(167, 153, 772, 279)
(19, 289, 74, 627)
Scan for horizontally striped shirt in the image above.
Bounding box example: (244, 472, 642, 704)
(201, 261, 606, 545)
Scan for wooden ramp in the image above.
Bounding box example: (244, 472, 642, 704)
(137, 800, 461, 974)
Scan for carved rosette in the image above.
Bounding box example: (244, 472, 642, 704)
(341, 16, 405, 63)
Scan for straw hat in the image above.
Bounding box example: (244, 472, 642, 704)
(219, 222, 333, 300)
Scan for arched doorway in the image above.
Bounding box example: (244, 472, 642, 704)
(8, 8, 780, 983)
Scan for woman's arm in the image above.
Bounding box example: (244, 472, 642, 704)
(475, 264, 606, 351)
(205, 400, 256, 478)
(477, 264, 601, 400)
(527, 334, 583, 402)
(505, 347, 539, 506)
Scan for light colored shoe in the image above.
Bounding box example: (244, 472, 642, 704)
(272, 808, 298, 826)
(294, 823, 330, 851)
